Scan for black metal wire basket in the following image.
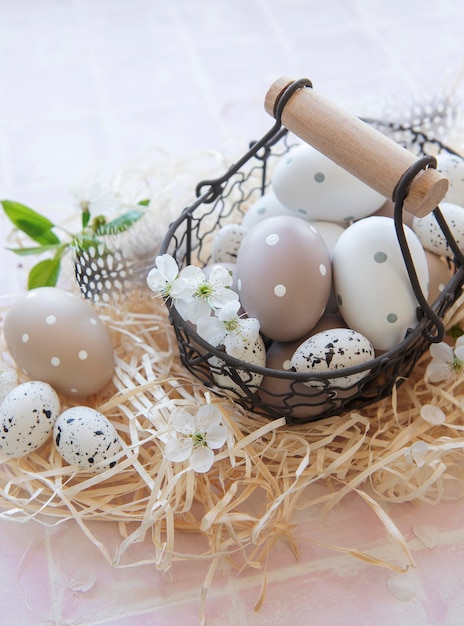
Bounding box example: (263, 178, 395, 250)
(159, 78, 464, 424)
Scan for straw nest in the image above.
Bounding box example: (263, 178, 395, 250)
(1, 283, 464, 585)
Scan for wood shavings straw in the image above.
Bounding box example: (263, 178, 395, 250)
(1, 280, 464, 610)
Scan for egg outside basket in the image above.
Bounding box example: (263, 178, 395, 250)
(159, 78, 464, 425)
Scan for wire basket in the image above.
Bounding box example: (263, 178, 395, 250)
(159, 78, 464, 424)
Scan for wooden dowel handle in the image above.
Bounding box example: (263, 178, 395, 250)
(264, 77, 449, 218)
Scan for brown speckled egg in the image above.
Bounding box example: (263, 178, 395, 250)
(4, 287, 114, 398)
(236, 216, 332, 342)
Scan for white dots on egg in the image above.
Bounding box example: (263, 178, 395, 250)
(319, 264, 327, 276)
(21, 334, 29, 343)
(274, 284, 286, 297)
(46, 315, 56, 325)
(266, 234, 279, 246)
(78, 350, 88, 361)
(51, 357, 60, 367)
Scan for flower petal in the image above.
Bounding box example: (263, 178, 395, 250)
(454, 345, 464, 362)
(206, 424, 227, 449)
(165, 438, 193, 463)
(196, 404, 222, 430)
(425, 361, 450, 383)
(420, 404, 446, 425)
(196, 315, 226, 346)
(410, 441, 428, 467)
(156, 254, 179, 282)
(170, 409, 196, 434)
(217, 300, 241, 322)
(190, 446, 214, 473)
(429, 341, 453, 362)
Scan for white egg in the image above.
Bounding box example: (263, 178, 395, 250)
(310, 221, 345, 257)
(272, 143, 385, 223)
(211, 223, 248, 263)
(291, 328, 375, 389)
(412, 201, 464, 259)
(333, 216, 429, 352)
(0, 381, 60, 458)
(53, 406, 122, 473)
(241, 192, 294, 229)
(436, 152, 464, 207)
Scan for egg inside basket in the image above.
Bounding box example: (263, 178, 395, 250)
(159, 77, 464, 424)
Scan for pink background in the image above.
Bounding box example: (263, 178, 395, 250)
(1, 1, 464, 624)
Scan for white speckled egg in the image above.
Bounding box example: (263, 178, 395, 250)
(53, 406, 122, 473)
(412, 202, 464, 259)
(333, 216, 429, 352)
(241, 191, 294, 230)
(4, 287, 114, 398)
(437, 152, 464, 207)
(209, 332, 266, 398)
(0, 381, 60, 458)
(272, 143, 385, 223)
(236, 216, 332, 342)
(211, 223, 248, 263)
(291, 328, 375, 388)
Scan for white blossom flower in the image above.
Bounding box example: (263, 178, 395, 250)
(425, 337, 464, 383)
(70, 173, 118, 215)
(164, 404, 227, 473)
(172, 264, 239, 324)
(420, 404, 446, 425)
(146, 254, 181, 298)
(196, 300, 261, 358)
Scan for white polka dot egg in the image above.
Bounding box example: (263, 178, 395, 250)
(236, 216, 332, 342)
(3, 287, 114, 398)
(53, 406, 122, 473)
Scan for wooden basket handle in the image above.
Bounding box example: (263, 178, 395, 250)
(264, 77, 449, 218)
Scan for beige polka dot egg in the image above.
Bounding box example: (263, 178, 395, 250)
(4, 287, 114, 398)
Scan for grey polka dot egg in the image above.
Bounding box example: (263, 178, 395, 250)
(291, 328, 375, 389)
(53, 406, 122, 473)
(0, 381, 60, 458)
(3, 287, 114, 398)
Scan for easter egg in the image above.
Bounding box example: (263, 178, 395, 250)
(0, 381, 60, 458)
(53, 406, 122, 473)
(4, 287, 114, 397)
(437, 152, 464, 207)
(291, 328, 375, 389)
(236, 216, 332, 341)
(333, 216, 429, 351)
(241, 191, 294, 230)
(425, 250, 454, 304)
(258, 314, 347, 419)
(412, 202, 464, 259)
(211, 224, 248, 263)
(272, 143, 385, 223)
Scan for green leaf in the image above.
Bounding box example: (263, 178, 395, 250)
(27, 258, 62, 289)
(6, 244, 63, 256)
(1, 200, 61, 245)
(82, 209, 91, 229)
(95, 209, 144, 236)
(138, 199, 150, 207)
